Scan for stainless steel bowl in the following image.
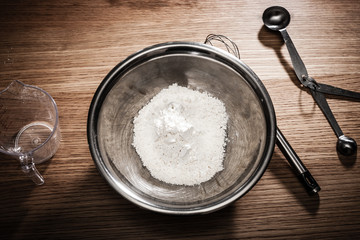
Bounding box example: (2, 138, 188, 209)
(87, 42, 276, 214)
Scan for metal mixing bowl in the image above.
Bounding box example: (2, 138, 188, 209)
(87, 42, 276, 214)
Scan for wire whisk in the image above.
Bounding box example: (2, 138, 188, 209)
(204, 34, 240, 59)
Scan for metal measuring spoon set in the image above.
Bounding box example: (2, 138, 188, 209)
(263, 6, 360, 156)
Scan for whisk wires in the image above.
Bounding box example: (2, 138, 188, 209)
(204, 34, 240, 59)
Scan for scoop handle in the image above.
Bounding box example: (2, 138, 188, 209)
(276, 127, 320, 194)
(280, 28, 309, 83)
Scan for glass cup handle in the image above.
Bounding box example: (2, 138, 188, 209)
(19, 155, 45, 185)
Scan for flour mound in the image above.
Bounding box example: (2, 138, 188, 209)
(132, 84, 228, 185)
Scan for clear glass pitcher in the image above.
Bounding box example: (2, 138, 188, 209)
(0, 80, 61, 185)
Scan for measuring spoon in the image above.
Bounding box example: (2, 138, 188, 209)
(262, 6, 357, 156)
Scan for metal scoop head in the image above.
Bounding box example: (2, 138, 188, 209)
(263, 6, 291, 31)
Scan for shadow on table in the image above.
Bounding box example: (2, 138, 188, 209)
(337, 151, 357, 167)
(134, 203, 237, 238)
(257, 25, 301, 90)
(270, 151, 320, 215)
(9, 165, 238, 239)
(0, 152, 52, 239)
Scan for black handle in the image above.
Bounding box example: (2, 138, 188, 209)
(298, 171, 321, 195)
(318, 83, 360, 100)
(276, 127, 321, 194)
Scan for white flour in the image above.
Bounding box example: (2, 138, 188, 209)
(132, 84, 228, 185)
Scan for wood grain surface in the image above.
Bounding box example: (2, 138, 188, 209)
(1, 0, 360, 239)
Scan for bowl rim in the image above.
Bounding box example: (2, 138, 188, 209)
(87, 41, 276, 215)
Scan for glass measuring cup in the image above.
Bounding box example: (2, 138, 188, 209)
(0, 80, 61, 185)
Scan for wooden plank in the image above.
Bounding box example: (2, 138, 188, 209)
(0, 0, 359, 239)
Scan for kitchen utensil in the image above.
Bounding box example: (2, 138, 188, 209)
(0, 80, 61, 185)
(263, 6, 360, 156)
(204, 34, 320, 194)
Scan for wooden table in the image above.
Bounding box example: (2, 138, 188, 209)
(1, 0, 359, 239)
